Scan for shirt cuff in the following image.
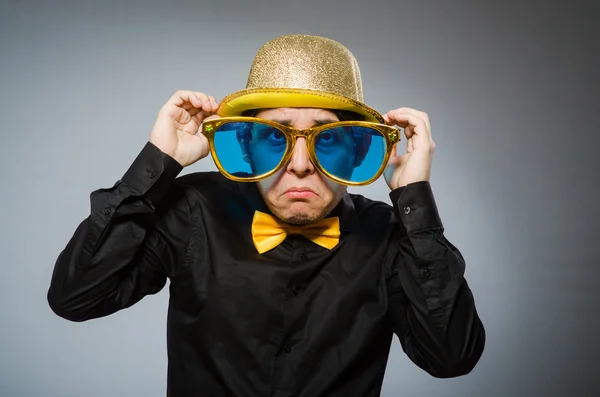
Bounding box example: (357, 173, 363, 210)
(121, 141, 183, 205)
(389, 181, 443, 233)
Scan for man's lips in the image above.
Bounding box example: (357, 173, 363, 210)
(282, 187, 318, 199)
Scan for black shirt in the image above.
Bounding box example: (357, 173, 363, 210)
(47, 142, 485, 397)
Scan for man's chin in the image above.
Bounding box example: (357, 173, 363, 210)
(282, 213, 316, 225)
(273, 204, 322, 225)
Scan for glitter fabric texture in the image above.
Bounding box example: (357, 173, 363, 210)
(218, 34, 384, 123)
(246, 34, 364, 101)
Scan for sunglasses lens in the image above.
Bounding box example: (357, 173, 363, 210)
(212, 121, 288, 178)
(313, 126, 387, 184)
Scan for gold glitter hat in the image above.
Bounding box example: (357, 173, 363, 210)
(217, 34, 384, 123)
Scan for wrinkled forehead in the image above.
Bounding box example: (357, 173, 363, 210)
(254, 107, 340, 123)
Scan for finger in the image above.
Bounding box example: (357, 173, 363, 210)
(383, 112, 409, 128)
(386, 110, 423, 128)
(168, 90, 186, 107)
(160, 91, 196, 118)
(383, 112, 411, 129)
(396, 152, 410, 167)
(192, 112, 220, 127)
(390, 141, 410, 158)
(386, 152, 409, 168)
(191, 92, 210, 111)
(208, 96, 219, 112)
(203, 114, 221, 123)
(171, 91, 216, 112)
(403, 124, 414, 140)
(189, 95, 218, 117)
(386, 111, 429, 138)
(191, 112, 204, 126)
(201, 94, 220, 115)
(182, 99, 200, 111)
(188, 106, 203, 117)
(169, 90, 199, 108)
(389, 107, 427, 119)
(390, 107, 431, 130)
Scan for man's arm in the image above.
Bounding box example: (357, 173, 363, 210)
(48, 90, 219, 322)
(386, 181, 485, 378)
(47, 142, 188, 321)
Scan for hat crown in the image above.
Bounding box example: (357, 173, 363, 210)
(246, 34, 364, 102)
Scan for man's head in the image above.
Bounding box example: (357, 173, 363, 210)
(213, 34, 390, 224)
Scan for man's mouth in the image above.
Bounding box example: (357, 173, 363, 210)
(283, 187, 318, 199)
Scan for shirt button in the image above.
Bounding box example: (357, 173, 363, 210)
(103, 208, 111, 215)
(283, 345, 292, 353)
(292, 286, 300, 296)
(423, 269, 431, 277)
(300, 251, 308, 260)
(403, 206, 411, 215)
(148, 170, 156, 178)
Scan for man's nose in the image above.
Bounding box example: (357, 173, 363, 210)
(286, 138, 315, 176)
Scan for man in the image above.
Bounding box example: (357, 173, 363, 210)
(48, 34, 485, 396)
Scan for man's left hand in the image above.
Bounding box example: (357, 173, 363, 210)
(382, 107, 435, 190)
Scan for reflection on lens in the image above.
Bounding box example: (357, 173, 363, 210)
(314, 126, 386, 183)
(213, 121, 288, 178)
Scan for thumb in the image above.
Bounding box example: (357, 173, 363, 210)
(394, 152, 410, 168)
(387, 143, 408, 164)
(386, 149, 410, 168)
(196, 114, 222, 136)
(203, 114, 221, 123)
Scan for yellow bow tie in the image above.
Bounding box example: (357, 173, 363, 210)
(251, 211, 340, 254)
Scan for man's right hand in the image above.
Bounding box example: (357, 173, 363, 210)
(149, 90, 220, 167)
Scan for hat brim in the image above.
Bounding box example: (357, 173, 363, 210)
(217, 88, 384, 124)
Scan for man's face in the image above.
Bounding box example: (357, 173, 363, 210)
(254, 108, 348, 225)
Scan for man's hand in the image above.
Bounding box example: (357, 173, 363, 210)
(150, 90, 220, 167)
(382, 107, 435, 190)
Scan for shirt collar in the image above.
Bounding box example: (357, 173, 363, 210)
(328, 192, 358, 232)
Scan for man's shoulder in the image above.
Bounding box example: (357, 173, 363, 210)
(347, 191, 393, 213)
(173, 171, 239, 194)
(346, 191, 398, 227)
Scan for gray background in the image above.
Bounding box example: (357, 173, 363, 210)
(1, 0, 598, 396)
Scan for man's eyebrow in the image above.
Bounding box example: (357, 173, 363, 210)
(313, 119, 338, 126)
(270, 119, 338, 127)
(271, 119, 293, 126)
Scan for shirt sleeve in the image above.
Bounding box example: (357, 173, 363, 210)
(47, 142, 191, 322)
(386, 181, 486, 378)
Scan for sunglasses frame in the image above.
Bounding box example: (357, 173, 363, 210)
(201, 116, 401, 186)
